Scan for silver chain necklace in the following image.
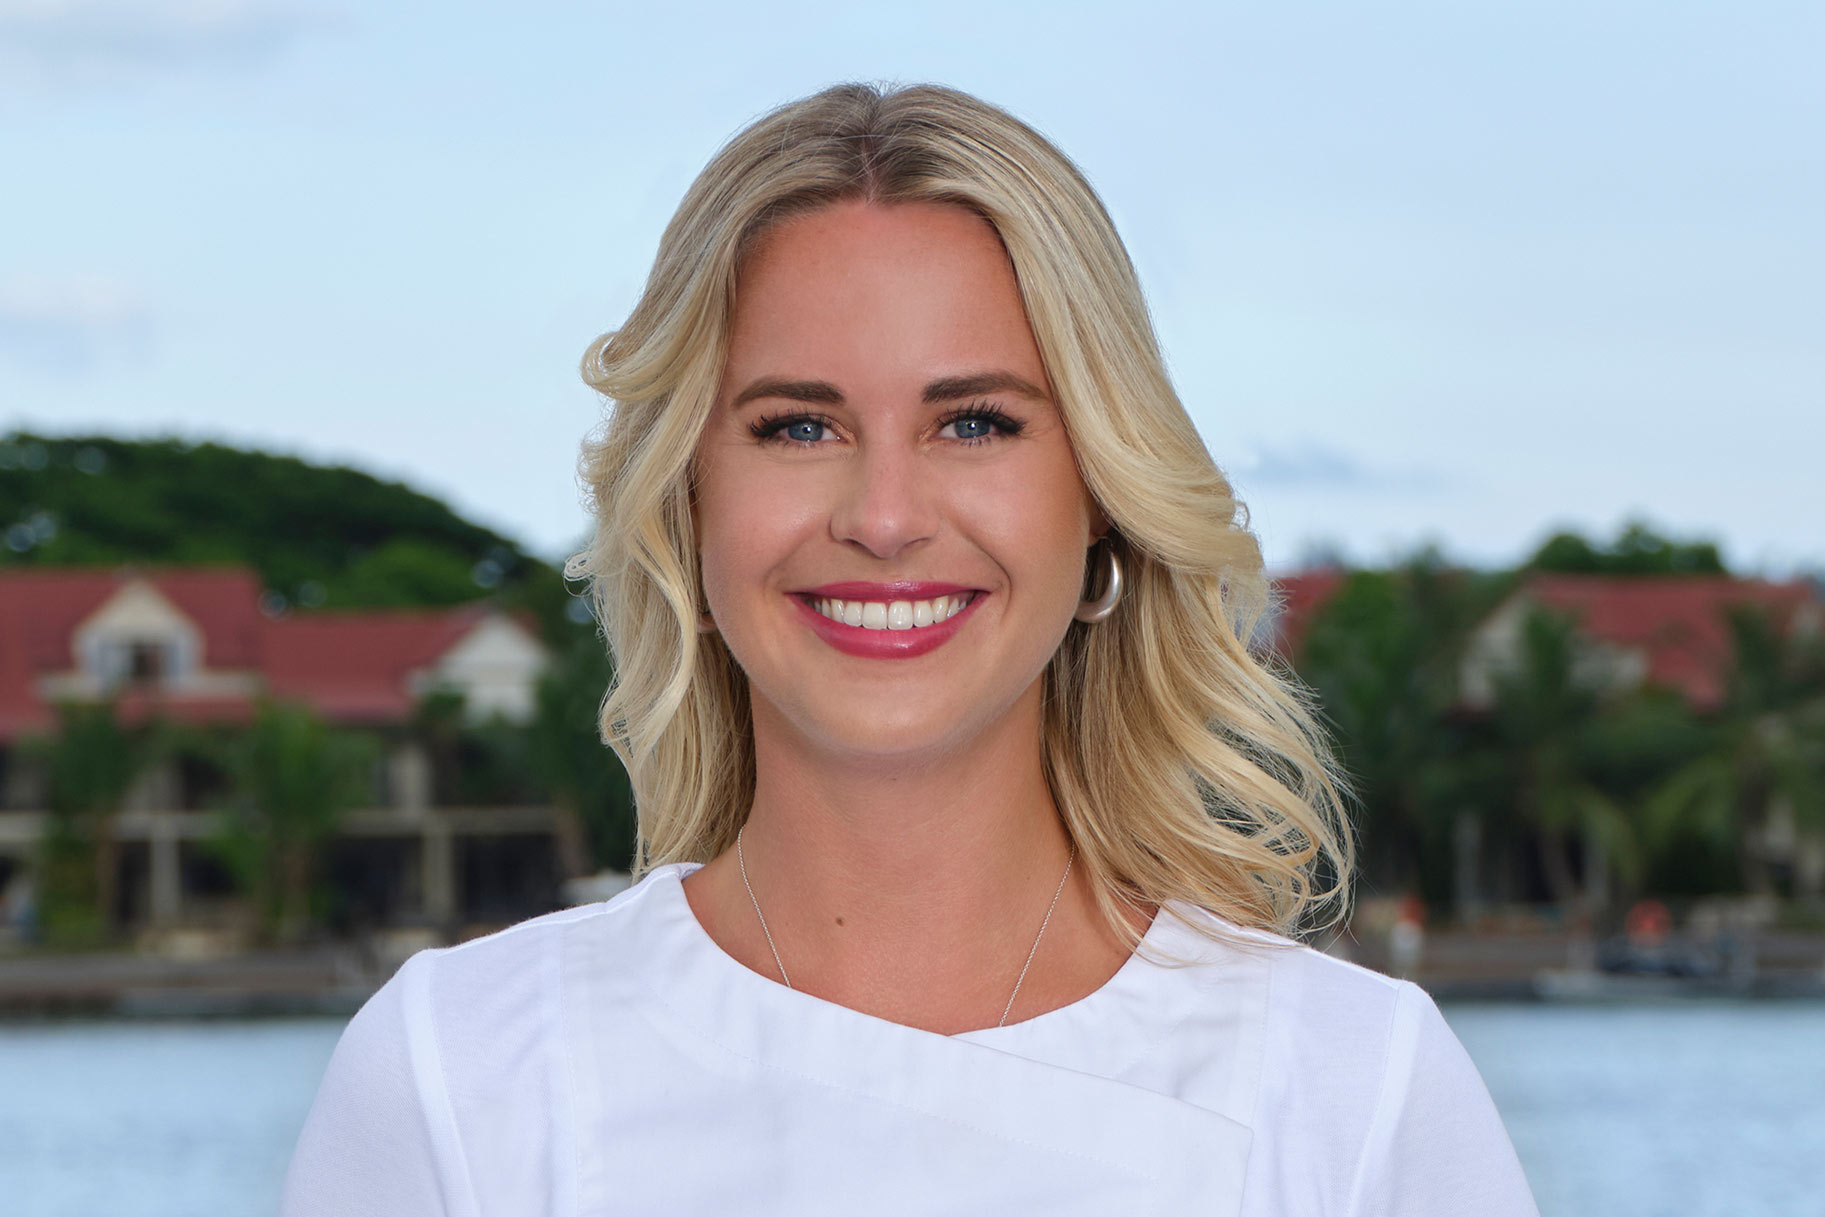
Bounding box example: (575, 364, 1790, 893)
(736, 826, 1077, 1028)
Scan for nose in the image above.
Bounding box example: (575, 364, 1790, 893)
(829, 439, 939, 559)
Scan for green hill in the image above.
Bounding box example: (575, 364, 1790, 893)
(0, 431, 580, 636)
(1525, 521, 1726, 577)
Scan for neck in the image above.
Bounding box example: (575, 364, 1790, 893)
(740, 684, 1071, 955)
(686, 683, 1126, 1032)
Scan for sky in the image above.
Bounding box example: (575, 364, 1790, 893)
(3, 0, 1820, 574)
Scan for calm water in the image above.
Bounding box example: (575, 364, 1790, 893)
(1, 1004, 1821, 1216)
(1451, 1003, 1825, 1217)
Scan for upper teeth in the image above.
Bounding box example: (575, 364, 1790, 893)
(813, 594, 972, 630)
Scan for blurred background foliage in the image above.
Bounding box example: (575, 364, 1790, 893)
(0, 431, 576, 636)
(4, 430, 638, 944)
(209, 701, 380, 945)
(1292, 545, 1825, 920)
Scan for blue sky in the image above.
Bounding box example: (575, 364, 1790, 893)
(3, 0, 1820, 573)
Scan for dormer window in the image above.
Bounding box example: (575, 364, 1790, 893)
(67, 579, 204, 697)
(127, 640, 169, 685)
(89, 634, 187, 691)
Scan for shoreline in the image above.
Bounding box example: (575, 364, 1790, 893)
(4, 928, 1824, 1019)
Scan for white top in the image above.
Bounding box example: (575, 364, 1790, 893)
(282, 863, 1539, 1216)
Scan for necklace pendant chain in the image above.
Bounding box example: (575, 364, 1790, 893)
(737, 826, 792, 989)
(998, 841, 1074, 1027)
(735, 827, 1076, 1029)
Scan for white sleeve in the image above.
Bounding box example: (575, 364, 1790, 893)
(1348, 983, 1540, 1217)
(280, 952, 475, 1217)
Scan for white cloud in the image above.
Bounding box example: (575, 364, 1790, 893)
(0, 0, 338, 77)
(1228, 441, 1442, 492)
(0, 273, 151, 373)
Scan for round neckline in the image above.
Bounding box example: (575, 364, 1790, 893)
(648, 860, 1199, 1055)
(582, 864, 1262, 1209)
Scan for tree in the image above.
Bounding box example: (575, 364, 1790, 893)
(337, 538, 493, 607)
(1575, 690, 1718, 897)
(1294, 560, 1507, 904)
(1486, 607, 1644, 916)
(530, 632, 637, 876)
(213, 700, 378, 943)
(1527, 521, 1726, 577)
(1647, 607, 1825, 896)
(409, 686, 544, 807)
(22, 700, 151, 943)
(0, 430, 553, 612)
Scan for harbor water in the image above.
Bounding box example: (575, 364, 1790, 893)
(2, 1002, 1821, 1216)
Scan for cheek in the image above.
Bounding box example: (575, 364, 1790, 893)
(693, 452, 760, 606)
(970, 456, 1096, 599)
(694, 453, 824, 608)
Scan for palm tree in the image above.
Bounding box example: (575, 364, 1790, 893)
(1485, 607, 1644, 917)
(214, 700, 377, 943)
(1648, 606, 1825, 896)
(1294, 561, 1506, 903)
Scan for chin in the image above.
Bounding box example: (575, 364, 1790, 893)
(781, 693, 1003, 767)
(816, 712, 973, 762)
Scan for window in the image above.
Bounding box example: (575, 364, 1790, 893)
(127, 641, 167, 684)
(91, 636, 181, 690)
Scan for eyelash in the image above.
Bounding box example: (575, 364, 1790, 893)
(748, 412, 837, 446)
(934, 404, 1025, 445)
(748, 403, 1026, 448)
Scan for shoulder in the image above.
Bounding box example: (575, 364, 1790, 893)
(1169, 904, 1456, 1096)
(318, 865, 687, 1095)
(281, 868, 692, 1216)
(1162, 903, 1416, 1042)
(390, 864, 686, 1038)
(1151, 909, 1428, 1177)
(1159, 908, 1536, 1216)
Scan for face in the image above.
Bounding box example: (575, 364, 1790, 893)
(694, 199, 1104, 762)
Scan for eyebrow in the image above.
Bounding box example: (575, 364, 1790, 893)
(730, 378, 845, 409)
(921, 373, 1050, 405)
(730, 371, 1050, 410)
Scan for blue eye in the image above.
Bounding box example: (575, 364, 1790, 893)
(937, 406, 1024, 444)
(750, 413, 836, 445)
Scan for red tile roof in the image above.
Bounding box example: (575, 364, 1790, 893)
(1521, 574, 1817, 709)
(263, 606, 495, 724)
(0, 566, 263, 739)
(0, 565, 262, 670)
(1264, 567, 1820, 712)
(111, 692, 256, 731)
(0, 565, 525, 739)
(0, 587, 46, 739)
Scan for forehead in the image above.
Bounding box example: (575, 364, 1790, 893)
(723, 200, 1047, 391)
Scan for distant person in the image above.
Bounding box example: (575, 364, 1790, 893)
(283, 83, 1538, 1215)
(1390, 891, 1428, 979)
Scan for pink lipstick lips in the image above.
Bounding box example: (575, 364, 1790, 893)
(792, 581, 984, 659)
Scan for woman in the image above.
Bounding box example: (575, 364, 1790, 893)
(283, 84, 1538, 1215)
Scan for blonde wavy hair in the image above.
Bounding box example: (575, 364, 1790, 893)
(573, 82, 1353, 941)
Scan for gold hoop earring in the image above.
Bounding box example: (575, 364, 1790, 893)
(1074, 544, 1123, 623)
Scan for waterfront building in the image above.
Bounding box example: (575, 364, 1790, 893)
(1269, 569, 1825, 909)
(0, 565, 558, 943)
(1457, 575, 1821, 711)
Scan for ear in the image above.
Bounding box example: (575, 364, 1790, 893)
(1086, 498, 1112, 545)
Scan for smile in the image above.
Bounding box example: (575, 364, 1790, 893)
(810, 593, 974, 630)
(792, 582, 985, 659)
